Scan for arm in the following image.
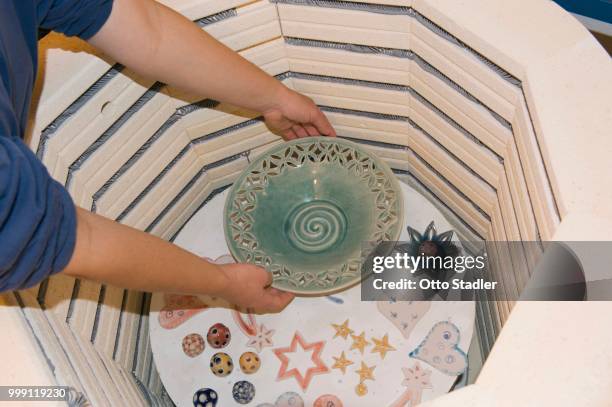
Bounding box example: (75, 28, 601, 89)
(63, 208, 293, 313)
(59, 0, 331, 311)
(88, 0, 336, 139)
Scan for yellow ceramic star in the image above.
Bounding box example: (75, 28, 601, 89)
(331, 351, 354, 374)
(371, 334, 396, 359)
(355, 361, 376, 382)
(331, 319, 354, 340)
(350, 331, 371, 354)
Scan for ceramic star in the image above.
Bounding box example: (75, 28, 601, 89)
(273, 331, 330, 390)
(350, 331, 371, 354)
(246, 324, 275, 352)
(355, 361, 376, 382)
(371, 334, 396, 359)
(331, 351, 354, 374)
(331, 319, 354, 340)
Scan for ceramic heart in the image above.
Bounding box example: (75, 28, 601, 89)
(377, 300, 431, 340)
(409, 321, 467, 376)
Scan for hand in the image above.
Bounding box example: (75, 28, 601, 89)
(263, 86, 337, 140)
(217, 262, 295, 314)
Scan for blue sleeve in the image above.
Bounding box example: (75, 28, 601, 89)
(37, 0, 114, 40)
(0, 135, 77, 292)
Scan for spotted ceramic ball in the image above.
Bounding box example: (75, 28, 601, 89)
(193, 388, 218, 407)
(275, 392, 304, 407)
(232, 380, 255, 404)
(210, 352, 233, 377)
(182, 333, 205, 357)
(313, 395, 343, 407)
(207, 323, 231, 348)
(239, 352, 261, 374)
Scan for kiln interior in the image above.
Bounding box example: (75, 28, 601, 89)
(4, 0, 611, 406)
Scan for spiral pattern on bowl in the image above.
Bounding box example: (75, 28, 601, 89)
(285, 200, 347, 253)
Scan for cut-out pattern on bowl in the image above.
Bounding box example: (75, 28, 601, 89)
(224, 137, 403, 294)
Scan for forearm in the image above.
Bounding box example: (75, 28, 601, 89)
(89, 0, 285, 113)
(63, 207, 229, 295)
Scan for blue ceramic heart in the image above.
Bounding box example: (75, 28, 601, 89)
(224, 137, 403, 294)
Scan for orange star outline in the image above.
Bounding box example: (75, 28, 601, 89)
(273, 331, 330, 390)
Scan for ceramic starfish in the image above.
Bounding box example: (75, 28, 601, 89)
(390, 362, 433, 407)
(331, 319, 354, 340)
(273, 331, 330, 390)
(246, 324, 275, 352)
(371, 334, 396, 359)
(350, 331, 371, 354)
(331, 351, 354, 374)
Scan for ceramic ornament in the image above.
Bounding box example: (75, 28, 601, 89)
(206, 323, 231, 348)
(273, 331, 330, 391)
(274, 391, 305, 407)
(233, 381, 256, 404)
(371, 334, 396, 359)
(181, 333, 205, 358)
(239, 351, 262, 374)
(389, 362, 433, 407)
(224, 137, 404, 295)
(313, 394, 344, 407)
(209, 352, 233, 377)
(331, 351, 354, 374)
(193, 388, 218, 407)
(409, 321, 468, 376)
(158, 294, 208, 329)
(331, 319, 354, 340)
(232, 309, 276, 352)
(255, 391, 305, 407)
(349, 331, 371, 354)
(246, 324, 276, 352)
(149, 183, 476, 406)
(377, 300, 431, 340)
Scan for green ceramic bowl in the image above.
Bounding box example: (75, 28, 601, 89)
(224, 137, 403, 295)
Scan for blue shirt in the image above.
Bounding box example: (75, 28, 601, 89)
(0, 0, 113, 291)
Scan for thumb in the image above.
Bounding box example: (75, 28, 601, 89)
(261, 288, 295, 313)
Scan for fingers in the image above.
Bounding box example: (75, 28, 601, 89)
(304, 124, 320, 137)
(310, 108, 337, 137)
(243, 263, 273, 286)
(254, 288, 295, 314)
(261, 268, 273, 287)
(283, 128, 298, 140)
(227, 264, 295, 314)
(270, 290, 295, 311)
(292, 124, 309, 138)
